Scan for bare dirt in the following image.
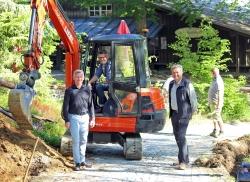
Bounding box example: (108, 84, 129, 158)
(0, 113, 72, 182)
(195, 134, 250, 175)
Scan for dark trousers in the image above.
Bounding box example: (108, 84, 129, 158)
(96, 83, 109, 106)
(171, 111, 190, 164)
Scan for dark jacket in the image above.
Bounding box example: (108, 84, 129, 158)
(62, 85, 95, 123)
(169, 78, 192, 119)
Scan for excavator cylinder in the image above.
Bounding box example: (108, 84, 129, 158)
(8, 86, 35, 130)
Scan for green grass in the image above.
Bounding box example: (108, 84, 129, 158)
(0, 89, 9, 108)
(33, 122, 66, 148)
(243, 156, 250, 163)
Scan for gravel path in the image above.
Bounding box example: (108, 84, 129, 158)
(31, 118, 250, 182)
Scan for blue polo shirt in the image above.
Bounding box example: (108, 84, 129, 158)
(95, 61, 111, 82)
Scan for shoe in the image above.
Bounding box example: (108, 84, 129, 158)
(81, 162, 92, 168)
(74, 163, 81, 171)
(209, 129, 218, 138)
(176, 163, 186, 170)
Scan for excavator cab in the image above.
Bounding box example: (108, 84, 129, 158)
(63, 34, 166, 159)
(86, 34, 151, 117)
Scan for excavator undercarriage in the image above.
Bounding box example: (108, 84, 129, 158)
(60, 131, 143, 160)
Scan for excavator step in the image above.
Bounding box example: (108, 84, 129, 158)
(8, 88, 34, 130)
(123, 133, 142, 160)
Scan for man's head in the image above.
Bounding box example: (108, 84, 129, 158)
(171, 64, 183, 83)
(98, 50, 108, 65)
(212, 67, 220, 78)
(73, 69, 84, 86)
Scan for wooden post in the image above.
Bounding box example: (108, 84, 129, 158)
(236, 35, 240, 74)
(23, 137, 39, 182)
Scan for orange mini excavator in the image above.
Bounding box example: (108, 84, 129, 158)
(8, 0, 166, 160)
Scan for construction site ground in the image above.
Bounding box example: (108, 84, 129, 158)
(1, 111, 250, 182)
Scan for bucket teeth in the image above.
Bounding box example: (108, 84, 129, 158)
(8, 87, 35, 130)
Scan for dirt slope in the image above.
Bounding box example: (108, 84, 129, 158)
(0, 113, 71, 182)
(195, 135, 250, 175)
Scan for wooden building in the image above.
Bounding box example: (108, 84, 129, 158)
(56, 1, 250, 73)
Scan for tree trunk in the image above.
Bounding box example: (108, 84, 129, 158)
(135, 0, 148, 36)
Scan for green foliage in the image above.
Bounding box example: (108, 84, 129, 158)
(63, 0, 161, 22)
(169, 20, 231, 83)
(170, 0, 250, 26)
(170, 0, 203, 26)
(0, 1, 59, 100)
(169, 20, 249, 121)
(0, 89, 8, 108)
(223, 76, 249, 121)
(243, 155, 250, 163)
(33, 122, 66, 148)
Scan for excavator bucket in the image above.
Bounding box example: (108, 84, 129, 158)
(8, 86, 35, 130)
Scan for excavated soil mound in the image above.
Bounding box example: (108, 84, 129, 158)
(195, 135, 250, 175)
(0, 113, 72, 182)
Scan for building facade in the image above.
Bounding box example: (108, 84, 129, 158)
(56, 1, 250, 73)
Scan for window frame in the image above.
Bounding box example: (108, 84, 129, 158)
(89, 4, 112, 17)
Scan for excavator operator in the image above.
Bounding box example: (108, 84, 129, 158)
(89, 50, 111, 112)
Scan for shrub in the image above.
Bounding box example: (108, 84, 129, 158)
(33, 122, 65, 148)
(169, 20, 249, 121)
(223, 76, 249, 121)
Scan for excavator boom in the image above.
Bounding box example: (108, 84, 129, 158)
(8, 0, 80, 129)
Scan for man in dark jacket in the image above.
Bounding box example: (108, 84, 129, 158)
(169, 64, 197, 170)
(62, 69, 95, 171)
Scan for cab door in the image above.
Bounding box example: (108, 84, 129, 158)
(110, 41, 141, 116)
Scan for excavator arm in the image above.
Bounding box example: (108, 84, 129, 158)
(8, 0, 80, 129)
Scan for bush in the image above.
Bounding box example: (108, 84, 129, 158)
(33, 122, 65, 148)
(169, 20, 249, 121)
(223, 76, 249, 121)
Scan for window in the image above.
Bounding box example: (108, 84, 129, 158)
(89, 4, 112, 17)
(114, 45, 136, 82)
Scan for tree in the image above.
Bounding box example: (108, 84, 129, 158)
(60, 0, 162, 35)
(170, 0, 250, 26)
(169, 20, 249, 120)
(0, 0, 59, 100)
(62, 0, 250, 32)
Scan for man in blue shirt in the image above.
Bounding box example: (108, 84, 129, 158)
(89, 50, 111, 109)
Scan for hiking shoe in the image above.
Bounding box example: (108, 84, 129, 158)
(81, 162, 92, 168)
(176, 163, 186, 170)
(209, 129, 218, 138)
(74, 163, 81, 171)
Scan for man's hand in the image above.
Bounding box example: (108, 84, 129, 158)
(65, 122, 70, 129)
(88, 83, 92, 90)
(89, 119, 95, 128)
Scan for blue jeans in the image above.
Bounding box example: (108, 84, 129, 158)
(96, 83, 109, 106)
(171, 111, 190, 164)
(69, 114, 89, 164)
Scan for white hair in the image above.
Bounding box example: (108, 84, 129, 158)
(171, 64, 183, 72)
(212, 67, 220, 75)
